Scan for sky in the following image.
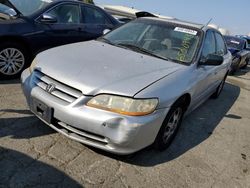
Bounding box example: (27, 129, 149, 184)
(95, 0, 250, 35)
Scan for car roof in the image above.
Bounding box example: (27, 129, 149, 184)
(141, 17, 204, 30)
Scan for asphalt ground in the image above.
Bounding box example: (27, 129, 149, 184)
(0, 66, 250, 188)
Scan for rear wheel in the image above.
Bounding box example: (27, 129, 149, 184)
(0, 42, 30, 79)
(154, 101, 185, 151)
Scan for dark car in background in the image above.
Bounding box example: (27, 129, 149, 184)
(236, 35, 250, 48)
(0, 0, 119, 79)
(224, 35, 249, 74)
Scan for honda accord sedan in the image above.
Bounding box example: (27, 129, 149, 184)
(21, 17, 231, 154)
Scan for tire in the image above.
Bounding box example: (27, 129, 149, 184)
(241, 60, 248, 69)
(0, 42, 30, 79)
(211, 73, 228, 99)
(154, 100, 185, 151)
(229, 68, 236, 75)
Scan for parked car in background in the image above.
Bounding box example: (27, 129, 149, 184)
(21, 17, 231, 155)
(236, 35, 250, 48)
(0, 0, 119, 79)
(224, 35, 249, 74)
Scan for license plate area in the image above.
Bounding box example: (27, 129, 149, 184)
(32, 98, 53, 124)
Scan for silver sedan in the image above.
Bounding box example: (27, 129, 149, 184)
(21, 18, 231, 154)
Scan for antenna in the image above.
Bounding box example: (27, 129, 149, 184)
(202, 18, 213, 29)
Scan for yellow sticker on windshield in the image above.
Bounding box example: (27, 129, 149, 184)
(177, 34, 194, 62)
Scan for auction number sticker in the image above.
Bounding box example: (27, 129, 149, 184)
(174, 27, 197, 36)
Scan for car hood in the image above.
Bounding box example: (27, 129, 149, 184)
(35, 40, 184, 97)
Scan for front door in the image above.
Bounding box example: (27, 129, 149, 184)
(37, 3, 82, 49)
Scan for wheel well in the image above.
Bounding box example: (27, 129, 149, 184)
(0, 36, 32, 55)
(173, 93, 191, 112)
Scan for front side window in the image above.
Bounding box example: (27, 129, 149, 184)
(214, 32, 227, 56)
(48, 4, 80, 24)
(0, 3, 11, 12)
(0, 3, 13, 19)
(101, 19, 201, 64)
(201, 30, 216, 60)
(82, 6, 110, 24)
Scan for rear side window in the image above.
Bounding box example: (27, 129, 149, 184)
(214, 32, 227, 56)
(82, 6, 111, 24)
(201, 30, 216, 60)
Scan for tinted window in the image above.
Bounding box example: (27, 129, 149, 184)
(0, 3, 11, 12)
(9, 0, 55, 16)
(201, 30, 216, 60)
(82, 6, 111, 24)
(215, 32, 227, 56)
(0, 3, 13, 20)
(48, 4, 80, 24)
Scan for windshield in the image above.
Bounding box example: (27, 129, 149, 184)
(224, 36, 244, 50)
(102, 19, 201, 64)
(8, 0, 55, 16)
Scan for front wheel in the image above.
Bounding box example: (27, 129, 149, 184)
(241, 59, 248, 69)
(0, 42, 30, 79)
(154, 102, 184, 151)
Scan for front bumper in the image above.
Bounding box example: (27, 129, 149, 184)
(21, 69, 169, 155)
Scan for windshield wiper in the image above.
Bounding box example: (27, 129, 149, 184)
(98, 38, 115, 46)
(116, 43, 170, 61)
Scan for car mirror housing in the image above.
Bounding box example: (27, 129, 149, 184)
(200, 54, 224, 66)
(103, 29, 111, 35)
(40, 13, 57, 24)
(5, 8, 17, 17)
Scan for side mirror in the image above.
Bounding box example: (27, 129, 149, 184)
(40, 13, 57, 24)
(103, 29, 111, 35)
(200, 54, 224, 66)
(5, 8, 17, 17)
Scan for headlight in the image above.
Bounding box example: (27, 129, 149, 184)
(87, 95, 158, 116)
(29, 59, 38, 73)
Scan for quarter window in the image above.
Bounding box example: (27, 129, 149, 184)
(48, 4, 80, 24)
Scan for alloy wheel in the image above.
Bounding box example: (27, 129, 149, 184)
(163, 107, 182, 144)
(0, 48, 25, 75)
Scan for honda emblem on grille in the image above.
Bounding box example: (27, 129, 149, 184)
(46, 83, 56, 93)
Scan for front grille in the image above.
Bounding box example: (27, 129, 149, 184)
(33, 70, 82, 103)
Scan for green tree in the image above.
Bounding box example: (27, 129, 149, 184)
(82, 0, 95, 4)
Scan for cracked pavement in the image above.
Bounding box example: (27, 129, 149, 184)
(0, 67, 250, 188)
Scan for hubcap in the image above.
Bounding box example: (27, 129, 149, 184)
(163, 107, 182, 144)
(0, 48, 25, 75)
